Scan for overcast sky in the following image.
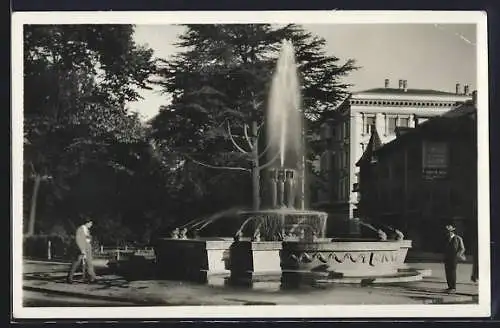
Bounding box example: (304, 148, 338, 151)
(128, 24, 477, 121)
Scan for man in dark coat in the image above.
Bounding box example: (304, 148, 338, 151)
(443, 224, 466, 293)
(471, 245, 479, 283)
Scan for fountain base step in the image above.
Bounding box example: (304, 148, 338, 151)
(314, 268, 425, 285)
(227, 271, 283, 287)
(220, 268, 425, 288)
(399, 265, 433, 277)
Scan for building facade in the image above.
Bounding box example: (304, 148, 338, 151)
(316, 79, 472, 222)
(356, 99, 477, 252)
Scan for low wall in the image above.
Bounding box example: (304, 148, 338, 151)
(281, 240, 412, 277)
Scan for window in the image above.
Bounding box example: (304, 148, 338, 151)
(344, 150, 349, 168)
(339, 179, 344, 200)
(336, 123, 342, 141)
(341, 178, 347, 201)
(399, 117, 410, 128)
(344, 121, 350, 138)
(326, 153, 332, 173)
(320, 153, 328, 174)
(364, 115, 376, 134)
(387, 117, 397, 135)
(342, 179, 346, 200)
(320, 124, 332, 140)
(330, 153, 336, 171)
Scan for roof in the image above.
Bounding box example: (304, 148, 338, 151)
(356, 125, 382, 167)
(441, 101, 476, 118)
(354, 88, 463, 96)
(373, 102, 477, 154)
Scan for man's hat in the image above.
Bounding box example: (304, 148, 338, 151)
(81, 215, 93, 224)
(445, 224, 456, 232)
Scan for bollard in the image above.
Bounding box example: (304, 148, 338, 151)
(47, 240, 52, 260)
(100, 245, 104, 254)
(125, 245, 128, 251)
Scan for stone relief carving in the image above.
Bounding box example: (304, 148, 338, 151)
(288, 251, 399, 267)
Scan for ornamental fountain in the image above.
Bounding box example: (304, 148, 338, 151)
(154, 40, 424, 286)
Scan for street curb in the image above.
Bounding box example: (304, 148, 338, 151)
(23, 285, 169, 306)
(25, 259, 109, 267)
(430, 295, 478, 304)
(25, 259, 71, 265)
(405, 259, 473, 264)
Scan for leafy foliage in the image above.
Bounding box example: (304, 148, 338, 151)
(22, 25, 172, 243)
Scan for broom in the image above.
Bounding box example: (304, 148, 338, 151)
(81, 254, 87, 281)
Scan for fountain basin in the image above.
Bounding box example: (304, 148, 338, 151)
(154, 238, 415, 284)
(281, 239, 412, 277)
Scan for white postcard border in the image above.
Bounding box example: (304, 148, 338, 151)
(11, 10, 491, 319)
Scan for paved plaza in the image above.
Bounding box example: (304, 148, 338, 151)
(22, 260, 478, 306)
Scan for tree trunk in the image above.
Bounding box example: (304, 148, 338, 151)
(299, 155, 305, 210)
(252, 164, 260, 211)
(251, 121, 260, 211)
(299, 126, 306, 210)
(27, 174, 42, 236)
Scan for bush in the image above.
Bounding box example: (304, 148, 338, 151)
(23, 234, 80, 260)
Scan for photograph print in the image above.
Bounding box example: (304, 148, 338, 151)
(11, 10, 490, 319)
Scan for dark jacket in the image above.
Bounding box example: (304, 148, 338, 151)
(444, 234, 466, 261)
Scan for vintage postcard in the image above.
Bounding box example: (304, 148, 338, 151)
(11, 10, 490, 319)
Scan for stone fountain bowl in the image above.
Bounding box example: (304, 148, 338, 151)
(281, 239, 412, 277)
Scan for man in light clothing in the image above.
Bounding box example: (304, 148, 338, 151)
(67, 217, 97, 284)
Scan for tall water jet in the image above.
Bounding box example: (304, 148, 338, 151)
(266, 40, 306, 209)
(267, 39, 303, 169)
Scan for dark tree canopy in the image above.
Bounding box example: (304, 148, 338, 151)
(153, 24, 357, 149)
(22, 25, 170, 243)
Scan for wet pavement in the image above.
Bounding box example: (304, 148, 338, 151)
(21, 260, 479, 306)
(24, 290, 139, 307)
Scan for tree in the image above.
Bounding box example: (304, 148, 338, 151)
(23, 25, 157, 236)
(152, 24, 357, 213)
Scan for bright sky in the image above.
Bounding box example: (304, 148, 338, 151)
(128, 24, 477, 121)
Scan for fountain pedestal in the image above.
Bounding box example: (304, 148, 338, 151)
(267, 168, 298, 209)
(228, 241, 283, 285)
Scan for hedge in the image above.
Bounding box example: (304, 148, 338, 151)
(23, 234, 81, 261)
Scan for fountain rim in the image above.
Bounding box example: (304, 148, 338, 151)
(236, 209, 328, 217)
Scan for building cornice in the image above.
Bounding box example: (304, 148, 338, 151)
(349, 98, 469, 108)
(351, 93, 471, 102)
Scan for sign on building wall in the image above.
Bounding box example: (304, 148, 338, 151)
(422, 141, 448, 179)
